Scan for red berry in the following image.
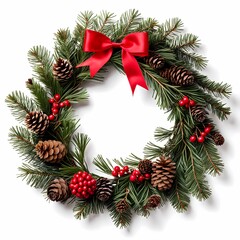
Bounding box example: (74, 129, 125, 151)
(91, 179, 96, 186)
(48, 98, 55, 104)
(132, 170, 140, 176)
(87, 181, 92, 187)
(190, 135, 197, 142)
(204, 126, 211, 134)
(78, 187, 83, 193)
(197, 136, 205, 143)
(72, 189, 76, 195)
(182, 96, 189, 105)
(201, 132, 207, 137)
(51, 107, 59, 115)
(54, 93, 61, 101)
(48, 114, 55, 121)
(69, 184, 74, 189)
(179, 100, 185, 107)
(119, 170, 125, 176)
(83, 180, 88, 186)
(112, 170, 118, 177)
(144, 173, 151, 179)
(59, 102, 65, 108)
(189, 100, 196, 107)
(83, 186, 87, 191)
(185, 103, 190, 108)
(129, 174, 136, 182)
(114, 166, 121, 172)
(52, 102, 59, 108)
(86, 175, 92, 181)
(138, 175, 145, 182)
(75, 193, 81, 198)
(123, 166, 129, 173)
(64, 99, 71, 107)
(82, 172, 87, 179)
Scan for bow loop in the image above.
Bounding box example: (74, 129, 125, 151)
(76, 29, 149, 94)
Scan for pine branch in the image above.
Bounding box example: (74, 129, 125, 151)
(198, 140, 224, 176)
(70, 133, 90, 171)
(52, 108, 79, 145)
(154, 127, 173, 142)
(204, 94, 231, 120)
(93, 155, 114, 175)
(160, 18, 184, 39)
(169, 33, 200, 51)
(107, 201, 132, 228)
(61, 86, 88, 103)
(167, 170, 190, 212)
(9, 126, 38, 162)
(124, 154, 142, 168)
(92, 11, 115, 35)
(76, 11, 95, 29)
(26, 79, 50, 114)
(6, 91, 36, 122)
(74, 197, 105, 220)
(184, 146, 212, 200)
(112, 9, 141, 41)
(195, 74, 232, 98)
(28, 46, 62, 95)
(176, 49, 208, 70)
(136, 18, 159, 32)
(54, 28, 81, 68)
(142, 66, 179, 109)
(144, 141, 164, 159)
(18, 163, 58, 189)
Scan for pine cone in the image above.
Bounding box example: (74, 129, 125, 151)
(211, 132, 224, 145)
(190, 105, 207, 122)
(47, 178, 70, 201)
(53, 58, 73, 80)
(116, 199, 129, 213)
(25, 111, 49, 135)
(145, 195, 161, 209)
(138, 159, 152, 174)
(144, 54, 165, 70)
(160, 65, 194, 86)
(151, 156, 176, 191)
(96, 178, 113, 202)
(35, 140, 66, 163)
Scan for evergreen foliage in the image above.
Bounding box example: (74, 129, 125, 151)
(6, 10, 231, 228)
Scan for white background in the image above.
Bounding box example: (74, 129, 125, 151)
(0, 0, 239, 239)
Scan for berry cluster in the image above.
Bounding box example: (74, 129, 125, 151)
(111, 165, 130, 177)
(69, 171, 97, 199)
(111, 165, 151, 183)
(189, 125, 212, 143)
(48, 93, 71, 121)
(179, 96, 196, 108)
(129, 170, 150, 183)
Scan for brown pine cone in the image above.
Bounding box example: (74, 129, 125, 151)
(116, 199, 129, 213)
(53, 58, 73, 80)
(96, 178, 113, 202)
(151, 156, 176, 191)
(35, 140, 66, 163)
(144, 195, 161, 209)
(160, 65, 194, 86)
(190, 105, 207, 122)
(144, 54, 165, 70)
(25, 111, 49, 135)
(138, 159, 152, 174)
(47, 178, 70, 201)
(211, 132, 224, 145)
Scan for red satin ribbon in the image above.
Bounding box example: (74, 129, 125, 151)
(76, 29, 149, 94)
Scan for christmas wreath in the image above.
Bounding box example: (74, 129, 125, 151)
(6, 10, 231, 228)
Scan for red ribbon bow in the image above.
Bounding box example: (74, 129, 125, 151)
(76, 29, 149, 94)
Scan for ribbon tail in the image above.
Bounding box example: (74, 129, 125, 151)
(122, 50, 148, 94)
(76, 49, 113, 77)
